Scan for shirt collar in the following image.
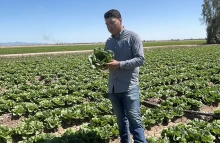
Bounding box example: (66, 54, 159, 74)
(112, 28, 125, 39)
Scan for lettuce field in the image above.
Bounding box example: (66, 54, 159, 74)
(0, 45, 220, 143)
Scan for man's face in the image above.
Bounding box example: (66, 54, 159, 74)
(105, 17, 122, 36)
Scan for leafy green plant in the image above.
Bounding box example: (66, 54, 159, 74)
(161, 119, 218, 143)
(88, 47, 114, 69)
(214, 110, 220, 116)
(24, 102, 39, 113)
(44, 116, 60, 130)
(0, 125, 12, 143)
(13, 120, 44, 139)
(18, 133, 55, 143)
(11, 104, 26, 116)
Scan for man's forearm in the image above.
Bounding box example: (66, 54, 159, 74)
(119, 56, 144, 69)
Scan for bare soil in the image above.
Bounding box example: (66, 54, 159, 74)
(0, 113, 25, 129)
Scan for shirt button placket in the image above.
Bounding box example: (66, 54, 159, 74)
(115, 39, 117, 49)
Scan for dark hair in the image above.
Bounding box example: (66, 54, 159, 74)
(104, 9, 121, 19)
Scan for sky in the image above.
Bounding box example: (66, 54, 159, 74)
(0, 0, 207, 43)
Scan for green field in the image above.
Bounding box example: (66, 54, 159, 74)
(0, 45, 220, 143)
(0, 45, 102, 55)
(143, 39, 206, 46)
(0, 40, 206, 55)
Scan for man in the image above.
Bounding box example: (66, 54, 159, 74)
(103, 9, 147, 143)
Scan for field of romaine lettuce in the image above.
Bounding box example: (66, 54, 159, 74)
(0, 45, 220, 143)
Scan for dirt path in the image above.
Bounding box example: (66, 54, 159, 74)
(0, 44, 207, 58)
(0, 50, 93, 57)
(0, 43, 105, 48)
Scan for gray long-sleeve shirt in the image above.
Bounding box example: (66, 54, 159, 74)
(104, 29, 145, 93)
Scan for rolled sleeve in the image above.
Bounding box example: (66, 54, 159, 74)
(119, 33, 144, 69)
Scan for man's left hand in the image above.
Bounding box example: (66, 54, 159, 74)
(105, 60, 120, 70)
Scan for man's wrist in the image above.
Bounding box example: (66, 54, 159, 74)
(119, 61, 126, 69)
(119, 61, 125, 69)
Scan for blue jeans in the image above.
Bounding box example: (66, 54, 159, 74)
(108, 85, 147, 143)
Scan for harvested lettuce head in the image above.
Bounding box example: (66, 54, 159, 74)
(88, 47, 114, 69)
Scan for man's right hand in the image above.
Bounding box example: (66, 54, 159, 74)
(102, 65, 108, 70)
